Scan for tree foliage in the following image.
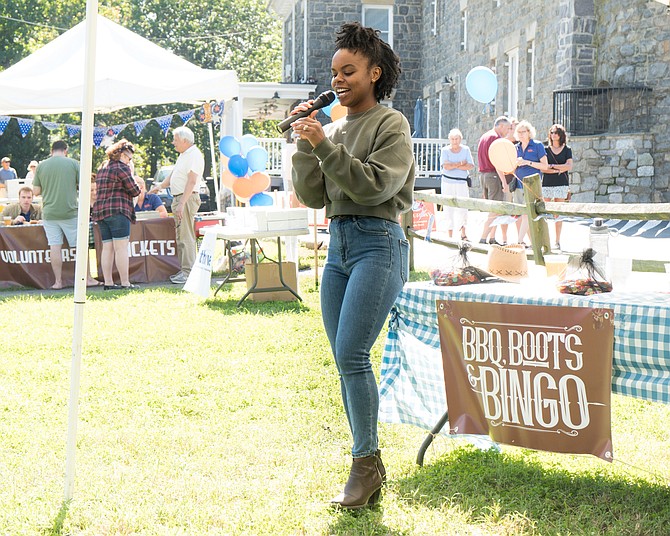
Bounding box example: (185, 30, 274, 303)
(0, 0, 282, 178)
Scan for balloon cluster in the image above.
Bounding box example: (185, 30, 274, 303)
(219, 134, 273, 206)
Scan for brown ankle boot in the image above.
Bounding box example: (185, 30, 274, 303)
(375, 449, 386, 484)
(330, 453, 384, 509)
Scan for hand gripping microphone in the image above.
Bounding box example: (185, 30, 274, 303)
(276, 90, 337, 133)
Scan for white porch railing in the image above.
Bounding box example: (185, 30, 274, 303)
(256, 137, 448, 179)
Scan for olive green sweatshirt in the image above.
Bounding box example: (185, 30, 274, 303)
(291, 104, 415, 221)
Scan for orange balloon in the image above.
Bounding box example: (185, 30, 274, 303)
(249, 171, 271, 194)
(232, 177, 257, 201)
(221, 168, 237, 189)
(488, 138, 518, 174)
(330, 103, 347, 121)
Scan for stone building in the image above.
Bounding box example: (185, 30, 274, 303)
(269, 0, 670, 203)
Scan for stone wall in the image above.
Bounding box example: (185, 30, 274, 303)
(569, 134, 658, 203)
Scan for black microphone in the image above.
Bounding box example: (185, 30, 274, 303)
(276, 90, 337, 133)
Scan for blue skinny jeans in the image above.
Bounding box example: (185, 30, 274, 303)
(321, 216, 409, 458)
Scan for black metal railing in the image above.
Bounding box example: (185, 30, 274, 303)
(553, 86, 652, 136)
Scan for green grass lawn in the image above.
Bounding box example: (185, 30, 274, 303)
(1, 266, 669, 535)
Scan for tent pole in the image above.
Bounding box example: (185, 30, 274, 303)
(65, 1, 98, 502)
(208, 121, 220, 213)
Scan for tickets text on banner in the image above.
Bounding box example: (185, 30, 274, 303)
(436, 300, 614, 461)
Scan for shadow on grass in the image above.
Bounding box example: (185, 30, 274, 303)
(202, 293, 310, 316)
(328, 505, 408, 536)
(397, 446, 670, 534)
(44, 500, 69, 536)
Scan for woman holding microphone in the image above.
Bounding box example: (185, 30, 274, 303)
(290, 22, 415, 509)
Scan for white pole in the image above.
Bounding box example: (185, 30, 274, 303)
(65, 1, 98, 501)
(207, 122, 220, 213)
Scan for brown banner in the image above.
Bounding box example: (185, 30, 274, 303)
(437, 300, 614, 461)
(93, 217, 180, 283)
(0, 225, 76, 289)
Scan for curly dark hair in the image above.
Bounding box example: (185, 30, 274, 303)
(334, 22, 401, 102)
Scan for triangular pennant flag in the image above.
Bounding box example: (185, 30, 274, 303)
(0, 116, 9, 136)
(133, 119, 150, 136)
(111, 124, 127, 135)
(66, 124, 81, 137)
(93, 126, 107, 148)
(177, 110, 195, 124)
(17, 118, 34, 138)
(42, 121, 60, 131)
(155, 114, 174, 136)
(212, 101, 224, 116)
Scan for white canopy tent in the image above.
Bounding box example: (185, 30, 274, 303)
(0, 15, 238, 114)
(0, 12, 239, 500)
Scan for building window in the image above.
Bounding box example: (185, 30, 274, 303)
(460, 10, 467, 51)
(493, 0, 501, 7)
(489, 58, 497, 108)
(432, 0, 438, 36)
(506, 48, 519, 118)
(363, 5, 393, 46)
(526, 40, 535, 101)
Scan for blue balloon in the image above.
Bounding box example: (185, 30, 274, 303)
(219, 136, 241, 157)
(240, 134, 259, 155)
(322, 96, 340, 118)
(246, 146, 268, 172)
(249, 192, 274, 207)
(465, 67, 498, 104)
(228, 154, 249, 177)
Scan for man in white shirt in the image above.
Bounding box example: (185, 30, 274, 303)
(151, 126, 202, 284)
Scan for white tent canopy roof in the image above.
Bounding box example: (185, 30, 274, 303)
(0, 15, 238, 115)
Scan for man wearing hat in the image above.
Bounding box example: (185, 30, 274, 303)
(0, 157, 18, 196)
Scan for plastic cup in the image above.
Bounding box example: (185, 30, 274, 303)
(544, 254, 569, 279)
(3, 216, 11, 226)
(607, 257, 632, 290)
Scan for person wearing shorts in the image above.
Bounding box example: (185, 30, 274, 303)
(477, 117, 511, 245)
(32, 140, 100, 290)
(92, 140, 141, 290)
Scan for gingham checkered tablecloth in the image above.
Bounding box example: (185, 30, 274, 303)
(378, 281, 670, 432)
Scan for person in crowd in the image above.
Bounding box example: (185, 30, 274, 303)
(503, 117, 520, 244)
(32, 140, 100, 289)
(149, 126, 202, 284)
(25, 160, 38, 181)
(515, 120, 549, 246)
(543, 123, 573, 250)
(477, 116, 511, 245)
(134, 176, 168, 217)
(291, 22, 414, 510)
(92, 139, 142, 290)
(1, 186, 42, 224)
(440, 128, 474, 241)
(0, 156, 18, 196)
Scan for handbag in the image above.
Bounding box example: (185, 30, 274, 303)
(505, 174, 517, 192)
